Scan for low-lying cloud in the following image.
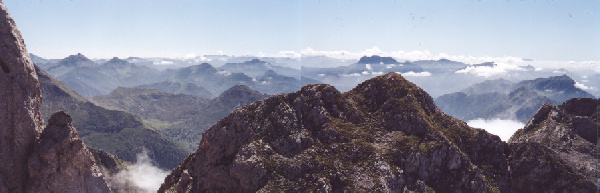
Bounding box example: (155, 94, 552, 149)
(106, 149, 170, 192)
(466, 119, 525, 141)
(401, 71, 432, 77)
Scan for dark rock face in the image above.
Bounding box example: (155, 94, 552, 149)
(509, 98, 599, 192)
(159, 73, 510, 192)
(27, 111, 111, 193)
(0, 3, 111, 192)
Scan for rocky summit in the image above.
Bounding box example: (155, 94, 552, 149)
(0, 2, 110, 192)
(509, 98, 599, 192)
(159, 72, 512, 192)
(160, 72, 599, 192)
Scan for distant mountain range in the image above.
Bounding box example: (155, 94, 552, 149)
(35, 54, 308, 97)
(435, 75, 595, 122)
(36, 65, 188, 169)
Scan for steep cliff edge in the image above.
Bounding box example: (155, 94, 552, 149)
(0, 2, 110, 192)
(159, 72, 510, 192)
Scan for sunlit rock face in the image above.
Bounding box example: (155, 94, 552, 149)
(160, 73, 511, 192)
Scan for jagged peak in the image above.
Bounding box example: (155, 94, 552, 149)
(58, 53, 95, 67)
(106, 57, 128, 64)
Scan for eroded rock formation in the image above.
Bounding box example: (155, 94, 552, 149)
(27, 111, 110, 193)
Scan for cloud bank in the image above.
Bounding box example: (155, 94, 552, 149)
(401, 71, 432, 77)
(106, 149, 170, 192)
(466, 119, 525, 141)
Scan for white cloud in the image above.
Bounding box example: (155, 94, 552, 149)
(277, 51, 301, 58)
(552, 70, 567, 74)
(106, 149, 170, 192)
(340, 73, 361, 77)
(402, 71, 432, 77)
(455, 62, 526, 78)
(217, 70, 231, 76)
(466, 119, 525, 141)
(153, 60, 174, 65)
(574, 81, 592, 90)
(365, 64, 372, 70)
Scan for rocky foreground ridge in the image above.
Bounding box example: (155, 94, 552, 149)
(160, 72, 598, 192)
(0, 2, 110, 192)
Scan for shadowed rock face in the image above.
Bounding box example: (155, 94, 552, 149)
(0, 2, 110, 192)
(159, 72, 510, 192)
(0, 2, 44, 192)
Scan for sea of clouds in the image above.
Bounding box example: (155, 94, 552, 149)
(466, 119, 525, 141)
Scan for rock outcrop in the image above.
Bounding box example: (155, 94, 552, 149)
(509, 98, 599, 192)
(27, 111, 110, 192)
(159, 72, 510, 192)
(0, 2, 111, 192)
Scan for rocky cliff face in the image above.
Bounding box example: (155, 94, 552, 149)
(509, 98, 599, 192)
(0, 2, 110, 192)
(0, 3, 43, 191)
(159, 72, 510, 192)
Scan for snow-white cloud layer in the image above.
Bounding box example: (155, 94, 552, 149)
(574, 81, 593, 90)
(466, 119, 525, 141)
(107, 149, 170, 192)
(401, 71, 432, 77)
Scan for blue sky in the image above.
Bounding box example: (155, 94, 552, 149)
(3, 0, 598, 61)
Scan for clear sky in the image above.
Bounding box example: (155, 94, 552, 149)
(3, 0, 598, 61)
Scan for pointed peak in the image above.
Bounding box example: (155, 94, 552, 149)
(59, 53, 94, 66)
(107, 57, 127, 64)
